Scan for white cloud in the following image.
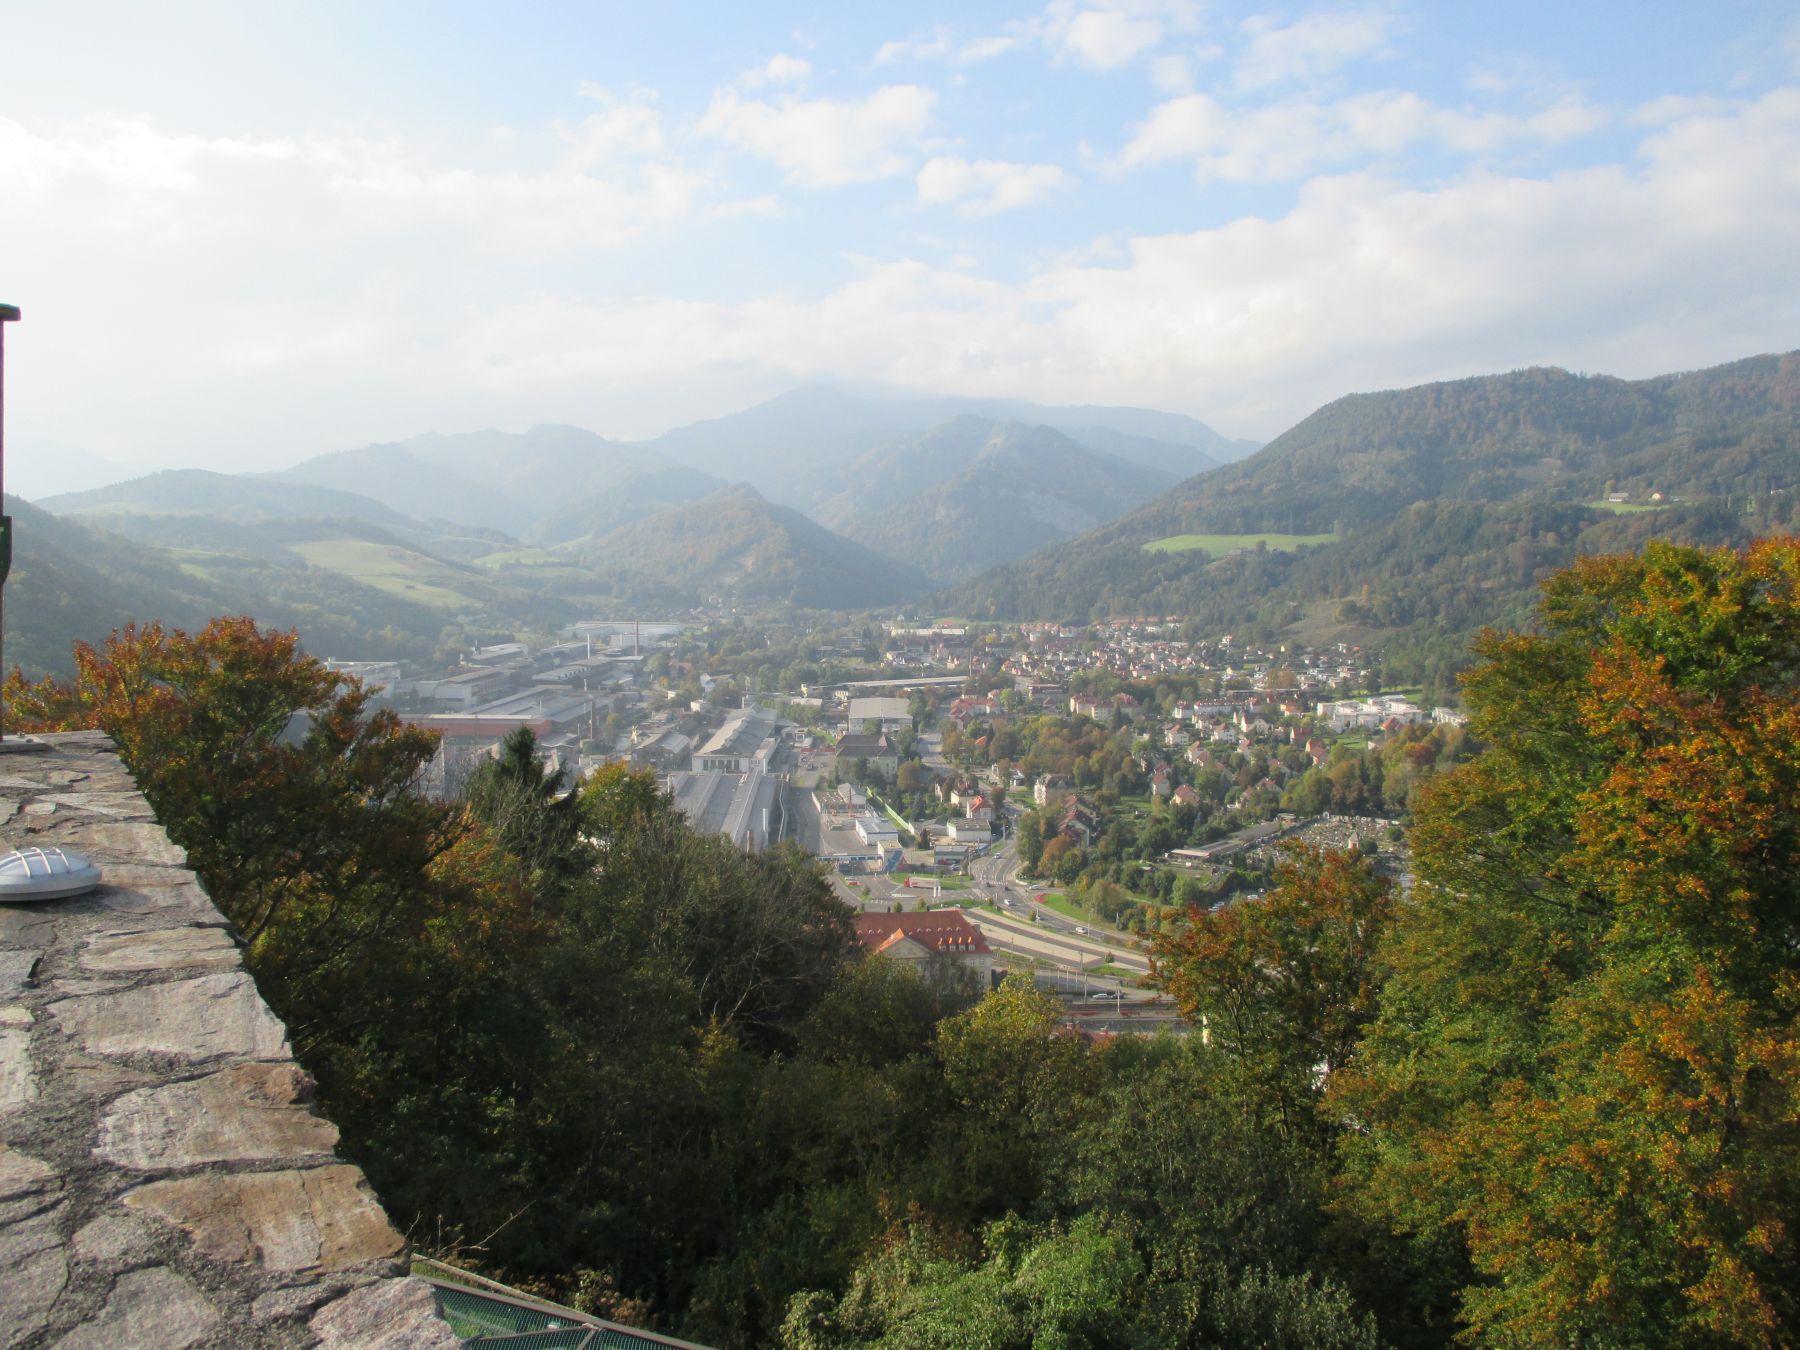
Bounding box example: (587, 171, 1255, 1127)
(4, 90, 1799, 471)
(699, 85, 936, 186)
(1151, 54, 1195, 94)
(960, 35, 1022, 62)
(1122, 89, 1604, 180)
(877, 5, 1192, 73)
(917, 156, 1068, 214)
(1056, 7, 1165, 69)
(874, 27, 1018, 65)
(710, 193, 781, 219)
(1234, 7, 1397, 90)
(741, 53, 812, 88)
(442, 89, 1800, 440)
(557, 99, 665, 168)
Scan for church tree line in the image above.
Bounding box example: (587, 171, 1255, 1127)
(9, 533, 1800, 1347)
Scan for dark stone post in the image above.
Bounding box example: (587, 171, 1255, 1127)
(0, 303, 18, 743)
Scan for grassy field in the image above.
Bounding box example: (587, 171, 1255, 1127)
(1586, 500, 1667, 514)
(1038, 891, 1111, 928)
(1144, 531, 1337, 557)
(474, 547, 558, 567)
(1096, 962, 1145, 983)
(291, 539, 486, 609)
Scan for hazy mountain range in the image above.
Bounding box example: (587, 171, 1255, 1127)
(27, 387, 1249, 650)
(18, 356, 1799, 682)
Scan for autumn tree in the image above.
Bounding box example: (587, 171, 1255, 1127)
(1335, 539, 1800, 1346)
(1152, 844, 1394, 1143)
(5, 618, 450, 1045)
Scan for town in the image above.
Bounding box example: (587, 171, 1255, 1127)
(326, 613, 1468, 1030)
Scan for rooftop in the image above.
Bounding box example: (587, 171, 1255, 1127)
(853, 909, 991, 957)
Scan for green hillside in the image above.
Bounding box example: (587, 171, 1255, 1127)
(2, 500, 469, 676)
(949, 350, 1800, 692)
(40, 468, 410, 529)
(823, 418, 1178, 581)
(562, 483, 931, 609)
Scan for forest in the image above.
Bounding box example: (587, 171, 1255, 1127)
(951, 351, 1800, 691)
(10, 534, 1800, 1348)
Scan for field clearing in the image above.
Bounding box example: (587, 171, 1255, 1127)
(1144, 531, 1337, 556)
(1038, 890, 1111, 928)
(1586, 500, 1667, 514)
(291, 539, 484, 608)
(476, 547, 558, 567)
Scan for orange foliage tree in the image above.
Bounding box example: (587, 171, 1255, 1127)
(1334, 539, 1800, 1346)
(5, 618, 454, 1048)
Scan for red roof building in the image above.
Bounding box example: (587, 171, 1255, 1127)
(853, 910, 994, 983)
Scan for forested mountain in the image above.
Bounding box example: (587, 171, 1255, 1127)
(40, 468, 412, 530)
(276, 424, 722, 540)
(528, 463, 729, 545)
(641, 385, 1249, 506)
(952, 351, 1800, 689)
(220, 390, 1253, 589)
(818, 417, 1177, 581)
(1114, 351, 1800, 538)
(271, 442, 507, 534)
(2, 499, 466, 675)
(561, 483, 931, 609)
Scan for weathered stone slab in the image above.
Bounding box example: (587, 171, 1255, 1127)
(0, 734, 456, 1343)
(24, 821, 186, 867)
(310, 1276, 464, 1349)
(52, 1265, 219, 1350)
(81, 924, 237, 974)
(97, 1062, 338, 1170)
(70, 1212, 156, 1266)
(0, 1145, 60, 1225)
(0, 907, 61, 945)
(0, 948, 38, 996)
(41, 793, 155, 819)
(0, 1148, 65, 1350)
(90, 880, 222, 923)
(125, 1164, 405, 1272)
(0, 1241, 66, 1349)
(52, 971, 290, 1062)
(0, 1027, 36, 1111)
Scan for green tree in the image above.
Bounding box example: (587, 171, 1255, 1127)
(1336, 540, 1800, 1346)
(1153, 845, 1394, 1143)
(464, 726, 593, 888)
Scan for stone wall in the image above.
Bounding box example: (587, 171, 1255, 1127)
(0, 732, 459, 1348)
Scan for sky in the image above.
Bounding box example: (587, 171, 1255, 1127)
(2, 0, 1799, 495)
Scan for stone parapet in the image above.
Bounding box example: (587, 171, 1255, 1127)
(0, 732, 459, 1348)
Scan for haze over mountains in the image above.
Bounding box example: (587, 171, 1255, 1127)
(25, 386, 1243, 659)
(17, 354, 1800, 687)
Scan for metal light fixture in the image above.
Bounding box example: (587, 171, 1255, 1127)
(0, 846, 102, 902)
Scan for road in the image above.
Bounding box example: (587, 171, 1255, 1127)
(790, 784, 1162, 1000)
